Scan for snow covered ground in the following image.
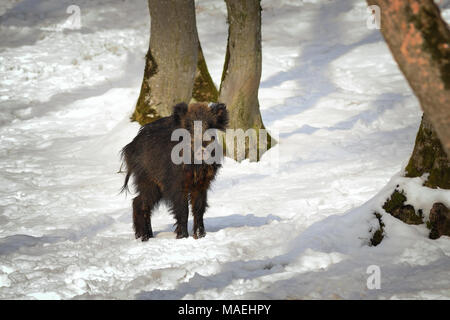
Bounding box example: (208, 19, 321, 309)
(0, 0, 449, 299)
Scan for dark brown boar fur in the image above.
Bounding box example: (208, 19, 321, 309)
(121, 102, 228, 241)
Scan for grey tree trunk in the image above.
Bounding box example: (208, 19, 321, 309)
(132, 0, 199, 126)
(367, 0, 450, 158)
(219, 0, 274, 161)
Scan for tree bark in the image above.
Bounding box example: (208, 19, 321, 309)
(132, 0, 199, 126)
(405, 115, 450, 189)
(219, 0, 274, 161)
(367, 0, 450, 157)
(192, 43, 219, 103)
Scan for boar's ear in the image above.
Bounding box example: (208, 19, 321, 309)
(210, 103, 228, 130)
(173, 102, 188, 124)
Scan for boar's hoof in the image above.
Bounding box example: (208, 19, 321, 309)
(176, 231, 189, 239)
(193, 230, 206, 239)
(141, 232, 153, 242)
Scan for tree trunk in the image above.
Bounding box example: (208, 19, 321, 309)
(192, 43, 219, 103)
(219, 0, 274, 161)
(367, 0, 450, 157)
(405, 114, 450, 189)
(132, 0, 198, 126)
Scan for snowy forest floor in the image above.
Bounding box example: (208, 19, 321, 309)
(0, 0, 449, 299)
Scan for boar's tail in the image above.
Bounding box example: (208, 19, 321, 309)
(120, 141, 135, 194)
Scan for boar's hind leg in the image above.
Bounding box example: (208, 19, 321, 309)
(132, 183, 161, 241)
(191, 190, 207, 239)
(132, 195, 148, 240)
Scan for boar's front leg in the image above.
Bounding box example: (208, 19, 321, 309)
(191, 189, 207, 239)
(171, 194, 189, 239)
